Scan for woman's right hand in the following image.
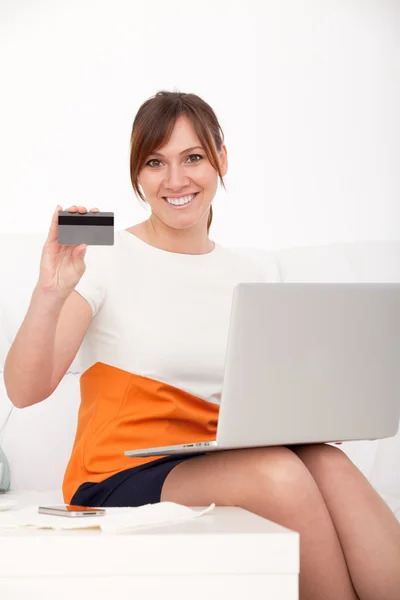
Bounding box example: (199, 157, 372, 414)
(37, 205, 100, 298)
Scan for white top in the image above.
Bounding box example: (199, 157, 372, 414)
(74, 229, 276, 405)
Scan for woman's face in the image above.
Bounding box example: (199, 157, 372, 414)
(138, 115, 227, 231)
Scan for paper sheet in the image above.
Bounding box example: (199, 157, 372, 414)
(0, 502, 215, 533)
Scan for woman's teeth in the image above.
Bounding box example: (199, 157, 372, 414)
(165, 193, 197, 206)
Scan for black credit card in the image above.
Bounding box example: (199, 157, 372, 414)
(58, 211, 114, 246)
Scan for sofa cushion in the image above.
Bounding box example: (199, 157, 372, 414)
(276, 240, 400, 283)
(0, 373, 80, 490)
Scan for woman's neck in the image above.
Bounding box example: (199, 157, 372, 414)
(128, 219, 214, 255)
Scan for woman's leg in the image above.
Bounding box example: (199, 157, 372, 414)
(161, 446, 360, 600)
(290, 443, 400, 600)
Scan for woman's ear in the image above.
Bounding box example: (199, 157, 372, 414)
(220, 145, 228, 177)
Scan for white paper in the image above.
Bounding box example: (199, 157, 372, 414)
(0, 502, 215, 533)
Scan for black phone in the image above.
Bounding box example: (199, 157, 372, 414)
(38, 504, 106, 517)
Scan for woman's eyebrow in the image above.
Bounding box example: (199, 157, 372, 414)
(149, 146, 204, 158)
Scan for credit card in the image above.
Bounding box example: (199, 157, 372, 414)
(58, 211, 114, 246)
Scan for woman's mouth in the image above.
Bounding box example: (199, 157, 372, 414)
(163, 192, 199, 209)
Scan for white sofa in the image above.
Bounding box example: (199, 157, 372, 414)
(0, 233, 399, 520)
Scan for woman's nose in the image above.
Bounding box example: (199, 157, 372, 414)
(165, 164, 190, 189)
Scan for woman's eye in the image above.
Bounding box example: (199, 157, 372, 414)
(146, 159, 161, 168)
(146, 154, 204, 168)
(187, 153, 203, 163)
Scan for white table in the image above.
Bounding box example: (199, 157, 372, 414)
(0, 493, 299, 600)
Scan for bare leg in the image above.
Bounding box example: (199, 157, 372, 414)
(291, 443, 400, 600)
(161, 446, 360, 600)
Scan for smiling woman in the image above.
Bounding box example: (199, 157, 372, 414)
(128, 90, 228, 253)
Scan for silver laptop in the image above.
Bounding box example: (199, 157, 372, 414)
(125, 283, 400, 458)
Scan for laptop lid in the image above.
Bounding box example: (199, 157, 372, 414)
(216, 283, 400, 447)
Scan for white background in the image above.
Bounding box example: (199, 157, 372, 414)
(0, 0, 398, 250)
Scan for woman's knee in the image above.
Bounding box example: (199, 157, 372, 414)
(234, 446, 315, 508)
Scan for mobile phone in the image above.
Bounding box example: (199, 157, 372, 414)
(58, 211, 114, 246)
(38, 505, 106, 517)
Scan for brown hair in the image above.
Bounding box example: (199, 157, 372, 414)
(129, 90, 226, 233)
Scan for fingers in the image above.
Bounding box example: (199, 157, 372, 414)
(73, 243, 87, 258)
(65, 206, 100, 213)
(47, 205, 100, 243)
(47, 205, 62, 243)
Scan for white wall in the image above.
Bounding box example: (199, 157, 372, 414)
(0, 0, 398, 251)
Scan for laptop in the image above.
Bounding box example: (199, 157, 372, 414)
(124, 282, 400, 458)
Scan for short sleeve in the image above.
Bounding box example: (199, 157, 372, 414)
(73, 245, 108, 317)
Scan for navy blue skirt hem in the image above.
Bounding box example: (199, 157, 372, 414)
(70, 453, 207, 508)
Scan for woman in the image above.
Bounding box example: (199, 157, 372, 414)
(5, 90, 400, 600)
